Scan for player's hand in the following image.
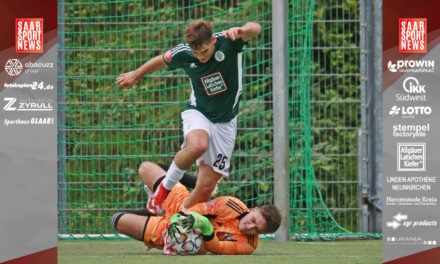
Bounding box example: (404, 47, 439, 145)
(169, 212, 187, 224)
(168, 222, 184, 244)
(115, 70, 140, 88)
(223, 27, 244, 41)
(168, 212, 187, 243)
(181, 212, 214, 237)
(161, 230, 177, 255)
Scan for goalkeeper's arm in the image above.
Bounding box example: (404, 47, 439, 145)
(181, 212, 255, 255)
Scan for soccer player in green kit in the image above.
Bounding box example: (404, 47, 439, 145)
(116, 20, 262, 214)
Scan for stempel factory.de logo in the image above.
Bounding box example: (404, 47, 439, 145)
(15, 18, 43, 53)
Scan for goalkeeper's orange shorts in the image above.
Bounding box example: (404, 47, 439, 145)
(163, 182, 190, 218)
(143, 183, 190, 248)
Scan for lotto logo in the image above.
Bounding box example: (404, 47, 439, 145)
(399, 18, 426, 53)
(15, 18, 43, 53)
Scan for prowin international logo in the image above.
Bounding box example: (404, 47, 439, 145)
(388, 60, 434, 73)
(389, 105, 431, 118)
(4, 59, 23, 76)
(396, 76, 426, 102)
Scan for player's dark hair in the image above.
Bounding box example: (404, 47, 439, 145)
(185, 20, 213, 50)
(259, 205, 281, 233)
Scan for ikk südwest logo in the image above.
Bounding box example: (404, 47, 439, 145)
(15, 18, 43, 53)
(399, 18, 426, 53)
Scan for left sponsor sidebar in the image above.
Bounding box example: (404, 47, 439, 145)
(0, 8, 57, 264)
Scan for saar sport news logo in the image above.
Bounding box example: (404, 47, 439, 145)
(15, 18, 43, 53)
(399, 18, 426, 53)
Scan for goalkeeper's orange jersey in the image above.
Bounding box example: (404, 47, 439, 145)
(183, 196, 259, 255)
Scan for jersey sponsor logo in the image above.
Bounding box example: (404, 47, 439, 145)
(164, 50, 172, 62)
(215, 51, 225, 61)
(200, 72, 227, 96)
(190, 62, 197, 68)
(205, 199, 218, 210)
(221, 233, 233, 241)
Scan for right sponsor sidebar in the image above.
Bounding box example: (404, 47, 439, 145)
(383, 2, 440, 263)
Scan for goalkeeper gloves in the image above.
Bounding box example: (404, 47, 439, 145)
(181, 212, 214, 238)
(168, 212, 187, 243)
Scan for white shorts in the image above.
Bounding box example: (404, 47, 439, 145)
(181, 109, 237, 176)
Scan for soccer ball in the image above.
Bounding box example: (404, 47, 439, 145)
(171, 228, 204, 255)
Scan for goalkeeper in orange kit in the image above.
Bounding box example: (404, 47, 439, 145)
(111, 161, 281, 255)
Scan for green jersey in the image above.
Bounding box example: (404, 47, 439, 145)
(163, 32, 245, 123)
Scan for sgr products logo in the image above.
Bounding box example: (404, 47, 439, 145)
(4, 59, 23, 76)
(15, 18, 43, 53)
(386, 212, 436, 230)
(396, 77, 426, 102)
(3, 97, 54, 112)
(387, 60, 434, 73)
(397, 143, 425, 171)
(389, 105, 432, 118)
(399, 18, 427, 53)
(393, 123, 430, 138)
(386, 213, 408, 229)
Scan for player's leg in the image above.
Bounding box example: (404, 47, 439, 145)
(183, 116, 237, 208)
(111, 211, 167, 250)
(111, 213, 149, 241)
(138, 161, 197, 195)
(173, 129, 209, 169)
(147, 110, 210, 214)
(183, 161, 223, 208)
(161, 129, 209, 190)
(139, 161, 166, 192)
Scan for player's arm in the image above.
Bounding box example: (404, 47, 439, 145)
(223, 22, 262, 42)
(204, 235, 255, 255)
(116, 55, 165, 88)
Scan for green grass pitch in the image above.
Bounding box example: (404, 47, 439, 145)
(58, 239, 382, 264)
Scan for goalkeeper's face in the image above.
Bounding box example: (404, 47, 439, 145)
(190, 37, 216, 63)
(238, 208, 267, 235)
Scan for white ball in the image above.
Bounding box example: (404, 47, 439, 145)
(171, 228, 204, 255)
